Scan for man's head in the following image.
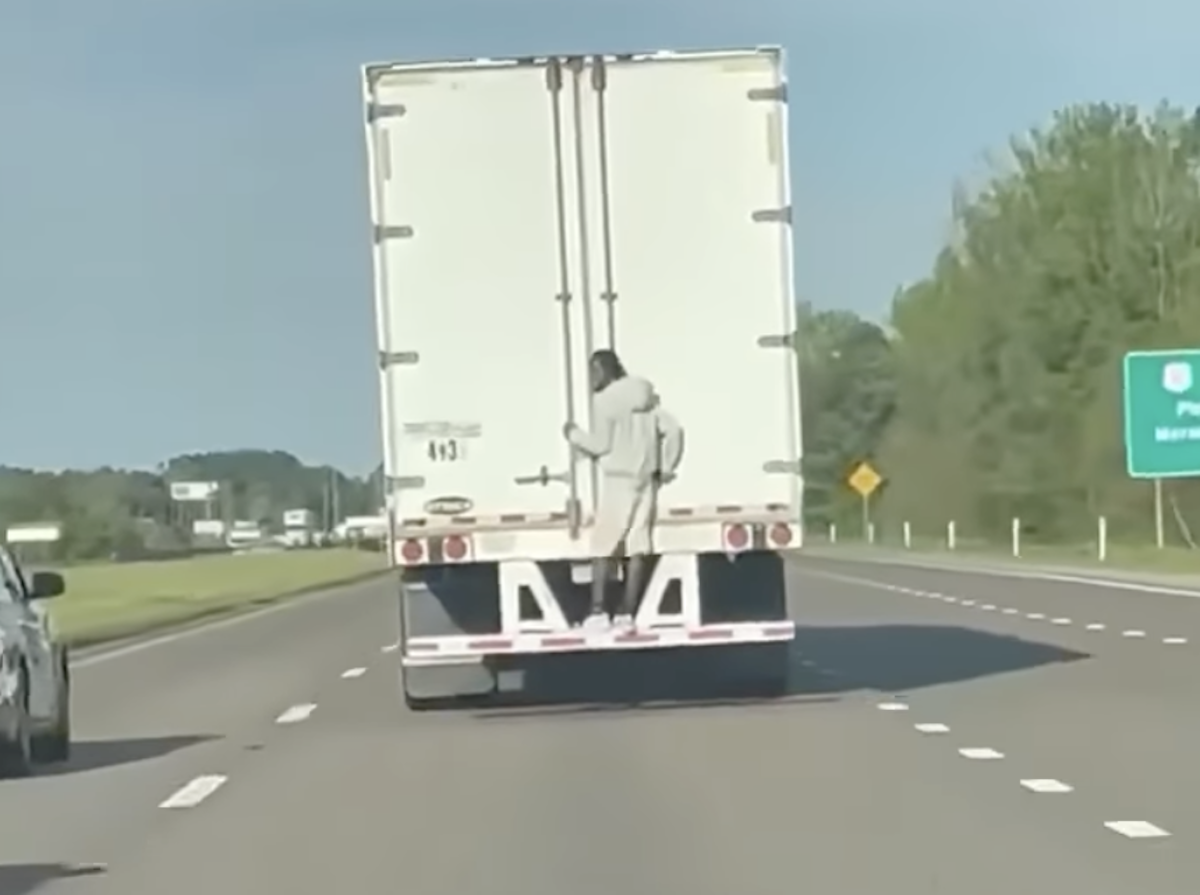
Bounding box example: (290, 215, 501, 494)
(589, 349, 626, 392)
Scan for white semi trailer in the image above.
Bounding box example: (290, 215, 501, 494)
(361, 46, 803, 708)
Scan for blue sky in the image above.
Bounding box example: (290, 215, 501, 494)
(2, 0, 1198, 473)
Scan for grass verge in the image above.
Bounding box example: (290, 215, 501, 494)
(45, 548, 390, 648)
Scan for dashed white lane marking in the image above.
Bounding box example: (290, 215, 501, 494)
(914, 722, 950, 734)
(341, 667, 367, 679)
(1021, 778, 1073, 793)
(877, 701, 910, 712)
(275, 703, 317, 724)
(808, 567, 1184, 655)
(1104, 820, 1170, 839)
(959, 747, 1004, 760)
(382, 642, 400, 653)
(160, 775, 228, 809)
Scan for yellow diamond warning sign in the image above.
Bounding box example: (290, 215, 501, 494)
(847, 462, 883, 498)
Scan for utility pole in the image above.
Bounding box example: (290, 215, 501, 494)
(321, 471, 331, 534)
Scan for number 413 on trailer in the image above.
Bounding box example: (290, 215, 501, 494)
(427, 438, 465, 462)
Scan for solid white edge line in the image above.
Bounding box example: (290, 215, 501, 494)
(159, 775, 228, 809)
(341, 667, 368, 679)
(72, 573, 392, 670)
(797, 554, 1200, 599)
(275, 703, 318, 724)
(1104, 820, 1170, 839)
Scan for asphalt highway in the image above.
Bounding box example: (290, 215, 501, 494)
(3, 552, 1199, 893)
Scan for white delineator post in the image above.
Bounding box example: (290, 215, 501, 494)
(829, 522, 837, 544)
(1097, 515, 1107, 562)
(867, 522, 876, 545)
(903, 520, 912, 549)
(1011, 517, 1021, 558)
(947, 520, 956, 551)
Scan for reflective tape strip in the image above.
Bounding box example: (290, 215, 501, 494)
(398, 503, 794, 531)
(401, 621, 796, 664)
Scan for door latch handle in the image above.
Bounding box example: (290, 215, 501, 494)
(514, 465, 569, 486)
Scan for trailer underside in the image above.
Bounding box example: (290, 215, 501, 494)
(396, 548, 796, 708)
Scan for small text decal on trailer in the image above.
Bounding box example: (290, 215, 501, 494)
(427, 439, 464, 462)
(403, 421, 482, 465)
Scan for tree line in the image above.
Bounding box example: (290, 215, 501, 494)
(20, 102, 1200, 558)
(0, 450, 383, 561)
(802, 101, 1200, 547)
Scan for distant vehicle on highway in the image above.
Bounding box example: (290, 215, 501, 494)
(0, 547, 71, 776)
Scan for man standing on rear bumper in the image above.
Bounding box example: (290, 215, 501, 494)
(563, 349, 684, 629)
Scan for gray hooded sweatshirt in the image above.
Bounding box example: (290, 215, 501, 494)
(568, 375, 684, 486)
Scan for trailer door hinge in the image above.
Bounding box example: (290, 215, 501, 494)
(751, 206, 792, 225)
(379, 350, 420, 368)
(763, 459, 802, 475)
(747, 84, 787, 103)
(366, 102, 407, 124)
(757, 333, 795, 349)
(374, 224, 414, 243)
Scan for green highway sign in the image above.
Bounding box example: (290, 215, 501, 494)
(1123, 349, 1200, 478)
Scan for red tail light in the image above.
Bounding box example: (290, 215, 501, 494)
(723, 523, 750, 550)
(400, 539, 424, 564)
(769, 523, 793, 546)
(443, 535, 468, 561)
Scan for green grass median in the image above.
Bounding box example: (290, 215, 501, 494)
(45, 548, 390, 647)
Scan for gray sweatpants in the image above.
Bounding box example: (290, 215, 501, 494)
(591, 475, 657, 557)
